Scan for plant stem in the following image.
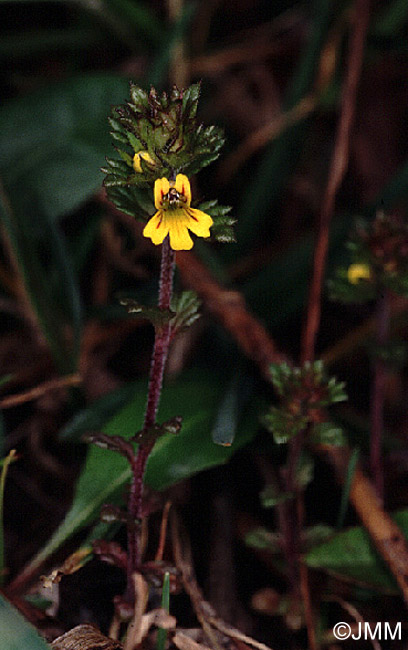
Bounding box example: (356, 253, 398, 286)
(126, 237, 175, 601)
(370, 288, 390, 501)
(282, 431, 304, 601)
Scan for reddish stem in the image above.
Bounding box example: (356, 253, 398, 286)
(301, 0, 370, 364)
(370, 289, 390, 501)
(125, 237, 175, 601)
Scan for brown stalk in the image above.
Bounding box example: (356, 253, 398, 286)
(175, 250, 408, 607)
(217, 94, 316, 185)
(0, 374, 81, 409)
(176, 251, 288, 379)
(301, 0, 371, 364)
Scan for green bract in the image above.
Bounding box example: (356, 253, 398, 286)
(102, 82, 235, 243)
(264, 361, 347, 445)
(329, 213, 408, 303)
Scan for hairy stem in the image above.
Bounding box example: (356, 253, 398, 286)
(370, 289, 390, 501)
(126, 237, 175, 601)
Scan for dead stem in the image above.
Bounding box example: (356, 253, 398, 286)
(155, 500, 172, 563)
(171, 511, 275, 650)
(301, 0, 371, 364)
(0, 374, 81, 409)
(217, 94, 316, 185)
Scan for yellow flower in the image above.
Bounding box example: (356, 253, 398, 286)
(133, 151, 154, 173)
(347, 263, 372, 284)
(143, 174, 213, 251)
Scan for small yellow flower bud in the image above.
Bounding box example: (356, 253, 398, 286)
(133, 151, 154, 173)
(347, 263, 372, 284)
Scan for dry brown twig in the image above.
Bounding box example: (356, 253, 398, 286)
(171, 511, 276, 650)
(217, 94, 316, 185)
(176, 252, 288, 380)
(0, 374, 82, 409)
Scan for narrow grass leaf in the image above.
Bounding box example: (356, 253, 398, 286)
(156, 572, 170, 650)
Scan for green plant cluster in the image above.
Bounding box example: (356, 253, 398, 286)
(264, 361, 347, 445)
(329, 212, 408, 303)
(102, 83, 235, 242)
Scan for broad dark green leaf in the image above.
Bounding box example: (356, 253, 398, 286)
(21, 371, 259, 577)
(0, 182, 82, 372)
(59, 382, 138, 441)
(0, 594, 51, 650)
(305, 509, 408, 593)
(0, 74, 129, 220)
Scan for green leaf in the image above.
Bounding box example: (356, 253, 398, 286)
(59, 382, 138, 441)
(0, 594, 51, 650)
(171, 291, 201, 334)
(305, 509, 408, 593)
(260, 485, 294, 508)
(20, 371, 259, 577)
(120, 298, 174, 327)
(310, 422, 347, 446)
(245, 527, 281, 553)
(156, 572, 170, 650)
(0, 74, 129, 220)
(0, 183, 82, 372)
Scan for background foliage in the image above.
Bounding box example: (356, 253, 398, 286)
(1, 0, 408, 647)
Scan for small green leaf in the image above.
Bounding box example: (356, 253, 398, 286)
(311, 422, 347, 446)
(170, 291, 201, 334)
(245, 527, 282, 553)
(260, 485, 294, 508)
(305, 509, 408, 592)
(120, 298, 174, 328)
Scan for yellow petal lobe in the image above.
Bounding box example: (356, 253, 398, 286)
(175, 174, 191, 207)
(143, 211, 169, 245)
(154, 177, 170, 209)
(347, 263, 371, 284)
(187, 208, 213, 238)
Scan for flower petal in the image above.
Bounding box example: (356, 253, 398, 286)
(154, 177, 170, 209)
(187, 208, 213, 238)
(133, 151, 154, 173)
(143, 210, 169, 245)
(174, 174, 191, 207)
(168, 217, 193, 250)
